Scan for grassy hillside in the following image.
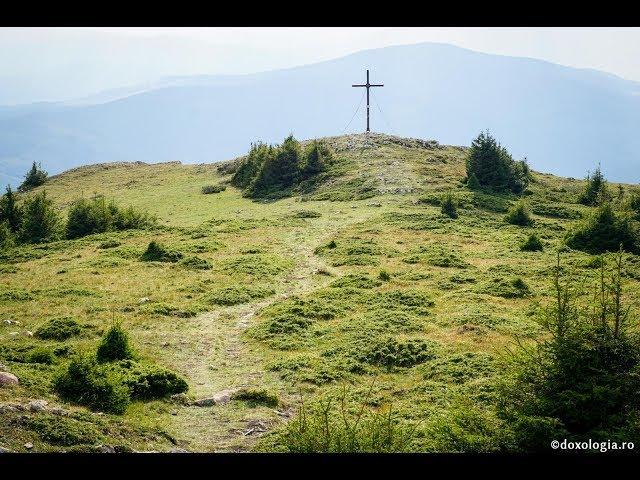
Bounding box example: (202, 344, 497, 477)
(1, 133, 639, 452)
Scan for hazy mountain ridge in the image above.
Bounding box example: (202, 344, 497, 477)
(2, 42, 640, 188)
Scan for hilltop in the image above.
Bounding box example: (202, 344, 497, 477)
(1, 133, 639, 452)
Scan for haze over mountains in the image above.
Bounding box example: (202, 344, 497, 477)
(2, 42, 640, 188)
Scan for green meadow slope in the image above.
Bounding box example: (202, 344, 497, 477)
(1, 133, 639, 452)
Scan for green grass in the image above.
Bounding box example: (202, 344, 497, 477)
(2, 133, 640, 452)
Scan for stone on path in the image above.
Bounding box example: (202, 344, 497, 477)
(193, 388, 239, 407)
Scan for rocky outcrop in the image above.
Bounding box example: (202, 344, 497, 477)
(0, 371, 19, 387)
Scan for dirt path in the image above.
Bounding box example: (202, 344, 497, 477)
(162, 215, 353, 452)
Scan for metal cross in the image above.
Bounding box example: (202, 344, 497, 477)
(352, 69, 384, 133)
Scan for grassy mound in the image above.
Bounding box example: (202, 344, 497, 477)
(35, 317, 82, 341)
(140, 241, 183, 262)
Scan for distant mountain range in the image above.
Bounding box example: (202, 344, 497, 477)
(2, 42, 640, 188)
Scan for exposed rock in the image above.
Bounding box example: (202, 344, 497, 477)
(169, 393, 192, 406)
(49, 407, 69, 416)
(24, 443, 33, 450)
(169, 447, 189, 453)
(3, 319, 14, 325)
(28, 399, 48, 412)
(193, 388, 239, 407)
(0, 371, 19, 387)
(95, 445, 116, 453)
(193, 397, 216, 407)
(0, 446, 13, 453)
(0, 402, 25, 412)
(24, 331, 34, 337)
(139, 297, 150, 304)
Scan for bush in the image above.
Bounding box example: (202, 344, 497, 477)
(293, 210, 321, 218)
(115, 360, 188, 400)
(98, 239, 121, 249)
(624, 188, 640, 220)
(467, 173, 481, 190)
(505, 201, 534, 227)
(207, 285, 275, 306)
(530, 202, 582, 219)
(565, 202, 638, 254)
(378, 270, 391, 281)
(299, 140, 331, 180)
(520, 233, 543, 252)
(231, 142, 274, 190)
(0, 222, 14, 250)
(27, 416, 99, 446)
(232, 137, 333, 198)
(55, 325, 188, 413)
(424, 246, 469, 269)
(0, 185, 23, 233)
(18, 161, 48, 192)
(330, 274, 382, 289)
(249, 135, 302, 197)
(231, 387, 280, 407)
(498, 251, 640, 450)
(27, 347, 56, 364)
(578, 165, 610, 206)
(19, 190, 61, 243)
(465, 131, 530, 194)
(471, 191, 510, 213)
(440, 191, 458, 218)
(483, 277, 532, 298)
(54, 354, 130, 414)
(66, 196, 154, 239)
(140, 241, 183, 262)
(96, 324, 134, 363)
(112, 205, 155, 231)
(180, 256, 212, 270)
(35, 317, 82, 341)
(201, 184, 226, 194)
(357, 337, 436, 369)
(421, 399, 511, 452)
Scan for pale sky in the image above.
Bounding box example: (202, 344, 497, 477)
(1, 27, 640, 104)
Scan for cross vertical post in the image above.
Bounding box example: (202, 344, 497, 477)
(352, 69, 384, 133)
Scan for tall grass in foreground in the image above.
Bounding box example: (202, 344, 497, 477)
(268, 384, 418, 453)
